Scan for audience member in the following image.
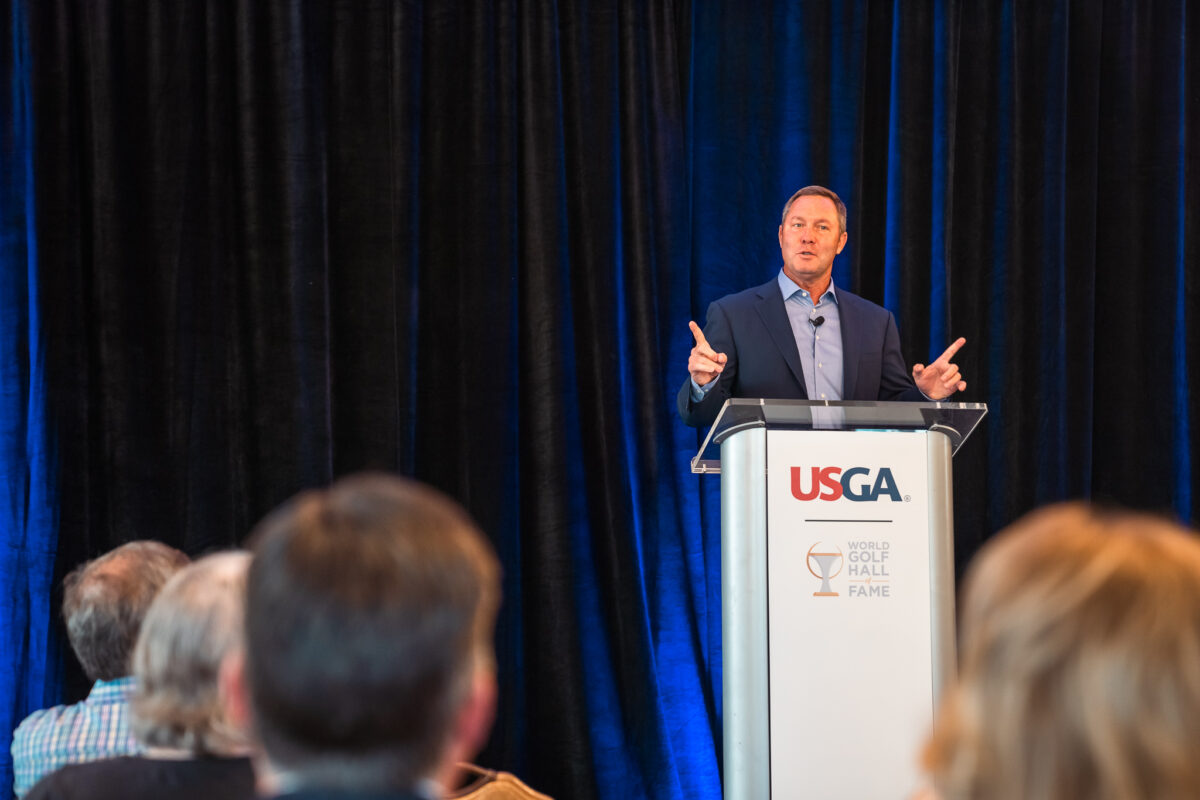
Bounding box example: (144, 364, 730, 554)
(921, 502, 1200, 800)
(11, 541, 189, 797)
(224, 472, 502, 800)
(25, 551, 256, 800)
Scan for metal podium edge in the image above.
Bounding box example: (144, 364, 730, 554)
(721, 428, 770, 800)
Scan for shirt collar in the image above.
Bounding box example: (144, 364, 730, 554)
(777, 269, 838, 305)
(87, 675, 137, 703)
(268, 770, 441, 799)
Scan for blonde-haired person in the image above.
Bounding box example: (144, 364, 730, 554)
(26, 552, 255, 800)
(920, 503, 1200, 800)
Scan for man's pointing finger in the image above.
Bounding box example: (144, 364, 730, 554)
(936, 337, 966, 363)
(689, 321, 719, 358)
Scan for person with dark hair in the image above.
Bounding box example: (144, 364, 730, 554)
(11, 541, 189, 797)
(223, 472, 502, 800)
(25, 552, 256, 800)
(678, 185, 967, 428)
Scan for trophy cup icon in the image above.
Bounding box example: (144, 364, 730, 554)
(806, 542, 844, 597)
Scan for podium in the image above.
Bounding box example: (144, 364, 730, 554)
(693, 399, 987, 800)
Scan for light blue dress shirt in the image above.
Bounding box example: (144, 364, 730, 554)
(779, 270, 843, 401)
(691, 269, 845, 400)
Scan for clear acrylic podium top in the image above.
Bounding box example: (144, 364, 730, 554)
(691, 398, 988, 474)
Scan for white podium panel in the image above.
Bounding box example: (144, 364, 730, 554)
(766, 429, 932, 799)
(708, 400, 978, 800)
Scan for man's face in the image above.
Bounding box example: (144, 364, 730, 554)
(777, 195, 848, 289)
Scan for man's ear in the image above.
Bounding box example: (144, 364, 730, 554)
(453, 667, 498, 762)
(219, 647, 253, 733)
(219, 647, 285, 797)
(436, 666, 498, 790)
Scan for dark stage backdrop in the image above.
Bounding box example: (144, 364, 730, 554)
(2, 1, 1197, 798)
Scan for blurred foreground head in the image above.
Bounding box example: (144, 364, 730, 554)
(132, 551, 251, 755)
(924, 502, 1200, 800)
(243, 473, 501, 792)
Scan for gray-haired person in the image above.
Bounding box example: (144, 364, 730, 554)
(12, 541, 189, 797)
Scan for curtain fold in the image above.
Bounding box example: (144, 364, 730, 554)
(1, 0, 59, 794)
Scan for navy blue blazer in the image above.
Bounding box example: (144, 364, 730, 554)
(677, 278, 923, 428)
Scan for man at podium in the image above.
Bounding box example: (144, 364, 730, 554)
(678, 185, 967, 428)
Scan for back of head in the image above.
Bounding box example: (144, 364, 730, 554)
(62, 540, 191, 682)
(131, 551, 251, 755)
(924, 503, 1200, 800)
(245, 472, 501, 791)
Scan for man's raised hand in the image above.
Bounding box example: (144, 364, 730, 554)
(912, 337, 967, 400)
(688, 321, 727, 387)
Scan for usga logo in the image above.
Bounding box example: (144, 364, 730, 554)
(791, 466, 902, 502)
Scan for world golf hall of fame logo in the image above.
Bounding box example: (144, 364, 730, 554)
(806, 542, 844, 597)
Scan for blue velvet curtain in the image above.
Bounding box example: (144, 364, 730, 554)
(1, 1, 58, 795)
(2, 2, 1197, 799)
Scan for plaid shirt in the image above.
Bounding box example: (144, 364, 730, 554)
(11, 677, 142, 797)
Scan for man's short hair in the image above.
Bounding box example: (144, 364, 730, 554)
(131, 551, 251, 755)
(780, 185, 848, 234)
(244, 473, 501, 791)
(62, 540, 191, 682)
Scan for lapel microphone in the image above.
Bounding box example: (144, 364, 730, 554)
(811, 316, 825, 328)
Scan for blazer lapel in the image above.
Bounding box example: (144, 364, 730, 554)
(753, 281, 808, 397)
(840, 291, 861, 400)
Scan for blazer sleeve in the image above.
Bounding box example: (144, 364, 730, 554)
(877, 311, 924, 402)
(677, 300, 739, 428)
